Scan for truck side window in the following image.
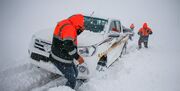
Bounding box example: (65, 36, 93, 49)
(115, 21, 121, 33)
(109, 21, 118, 32)
(119, 21, 122, 32)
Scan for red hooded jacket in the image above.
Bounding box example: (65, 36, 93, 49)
(138, 23, 152, 36)
(130, 24, 135, 29)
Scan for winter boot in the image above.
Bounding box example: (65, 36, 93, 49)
(144, 42, 148, 48)
(138, 40, 142, 49)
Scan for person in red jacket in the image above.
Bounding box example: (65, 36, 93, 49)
(130, 23, 135, 30)
(138, 23, 153, 49)
(50, 14, 85, 89)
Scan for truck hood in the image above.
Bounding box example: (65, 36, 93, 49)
(77, 30, 104, 46)
(34, 28, 54, 43)
(34, 29, 105, 46)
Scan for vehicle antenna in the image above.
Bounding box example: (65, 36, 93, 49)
(89, 11, 95, 24)
(90, 11, 94, 17)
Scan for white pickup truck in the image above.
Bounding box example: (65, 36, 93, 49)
(28, 15, 131, 79)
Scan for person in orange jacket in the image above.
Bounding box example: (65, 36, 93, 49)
(50, 14, 85, 89)
(138, 23, 153, 49)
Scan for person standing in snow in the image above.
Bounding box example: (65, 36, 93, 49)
(138, 23, 153, 49)
(50, 14, 85, 89)
(129, 23, 135, 40)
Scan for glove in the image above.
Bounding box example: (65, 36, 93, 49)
(147, 30, 152, 35)
(149, 31, 152, 35)
(138, 32, 142, 36)
(77, 56, 84, 64)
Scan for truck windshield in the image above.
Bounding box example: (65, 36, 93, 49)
(84, 16, 108, 33)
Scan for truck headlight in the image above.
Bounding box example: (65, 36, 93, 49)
(44, 44, 51, 53)
(78, 46, 96, 57)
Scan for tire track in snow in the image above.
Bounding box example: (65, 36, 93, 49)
(31, 76, 67, 91)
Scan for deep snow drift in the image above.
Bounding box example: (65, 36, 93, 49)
(46, 37, 180, 91)
(78, 40, 180, 91)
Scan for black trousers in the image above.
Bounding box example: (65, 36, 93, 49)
(50, 55, 78, 89)
(138, 36, 149, 48)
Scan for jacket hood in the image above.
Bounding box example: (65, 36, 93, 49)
(143, 23, 148, 29)
(68, 14, 84, 31)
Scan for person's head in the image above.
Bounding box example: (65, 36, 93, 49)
(68, 14, 85, 35)
(130, 23, 134, 29)
(143, 22, 148, 29)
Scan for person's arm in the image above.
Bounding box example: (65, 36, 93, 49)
(138, 28, 142, 35)
(62, 37, 84, 64)
(62, 26, 84, 64)
(63, 39, 78, 58)
(147, 28, 153, 35)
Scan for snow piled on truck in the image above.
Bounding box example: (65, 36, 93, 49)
(78, 30, 104, 46)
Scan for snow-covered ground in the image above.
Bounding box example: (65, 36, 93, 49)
(0, 0, 180, 91)
(78, 39, 180, 91)
(1, 38, 179, 91)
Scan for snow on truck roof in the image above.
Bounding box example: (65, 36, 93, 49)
(84, 14, 121, 21)
(84, 15, 108, 21)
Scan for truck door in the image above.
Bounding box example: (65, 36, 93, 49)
(106, 20, 124, 67)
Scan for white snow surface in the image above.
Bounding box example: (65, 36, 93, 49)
(78, 30, 104, 46)
(49, 86, 75, 91)
(78, 40, 180, 91)
(0, 0, 180, 91)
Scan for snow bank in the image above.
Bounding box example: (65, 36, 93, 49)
(0, 61, 58, 91)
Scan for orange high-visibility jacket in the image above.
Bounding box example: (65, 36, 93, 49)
(51, 14, 84, 63)
(138, 23, 152, 36)
(54, 19, 78, 45)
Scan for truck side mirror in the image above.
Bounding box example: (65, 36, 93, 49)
(108, 33, 120, 38)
